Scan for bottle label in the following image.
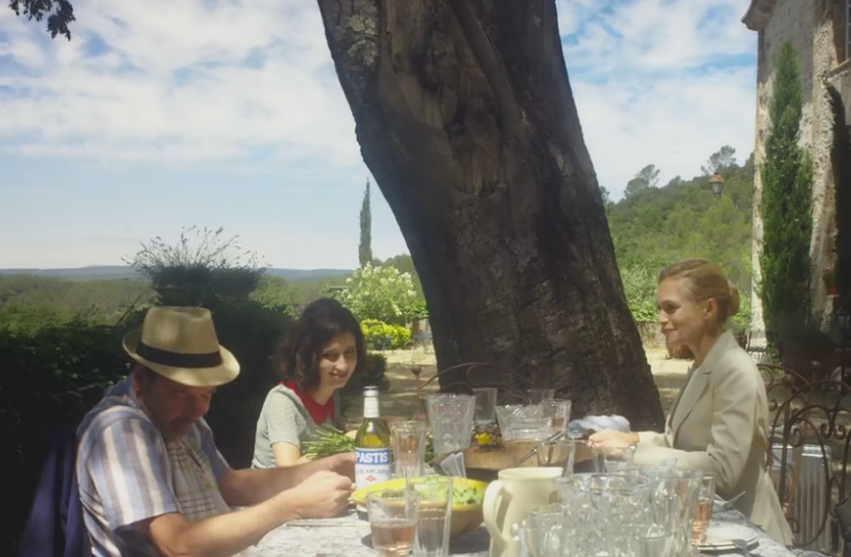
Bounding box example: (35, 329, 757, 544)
(355, 447, 392, 487)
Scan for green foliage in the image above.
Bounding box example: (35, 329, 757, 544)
(610, 158, 755, 316)
(702, 146, 738, 176)
(126, 226, 267, 307)
(828, 84, 851, 311)
(607, 148, 756, 335)
(359, 179, 373, 267)
(337, 264, 420, 325)
(620, 266, 659, 323)
(9, 0, 75, 40)
(0, 320, 131, 418)
(625, 164, 660, 198)
(342, 352, 389, 397)
(362, 352, 389, 388)
(380, 254, 425, 301)
(759, 41, 814, 340)
(361, 319, 412, 350)
(0, 275, 154, 332)
(0, 318, 129, 554)
(729, 295, 753, 334)
(249, 275, 295, 309)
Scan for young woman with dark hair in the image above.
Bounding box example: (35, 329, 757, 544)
(252, 298, 367, 468)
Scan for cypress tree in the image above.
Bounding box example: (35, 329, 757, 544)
(759, 41, 814, 340)
(828, 84, 851, 313)
(358, 178, 373, 267)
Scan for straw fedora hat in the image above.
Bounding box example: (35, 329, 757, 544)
(122, 306, 240, 387)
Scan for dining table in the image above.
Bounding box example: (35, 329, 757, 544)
(254, 505, 807, 557)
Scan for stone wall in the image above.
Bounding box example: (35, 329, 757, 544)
(748, 0, 851, 338)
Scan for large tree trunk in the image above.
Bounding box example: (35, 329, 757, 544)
(316, 0, 664, 430)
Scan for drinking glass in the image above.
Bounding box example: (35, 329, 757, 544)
(408, 476, 454, 557)
(495, 404, 550, 441)
(527, 388, 554, 404)
(642, 468, 703, 557)
(536, 438, 576, 475)
(610, 477, 677, 557)
(472, 387, 498, 424)
(425, 395, 476, 456)
(599, 445, 637, 472)
(693, 475, 716, 544)
(391, 420, 427, 479)
(542, 399, 571, 436)
(556, 473, 651, 556)
(367, 489, 419, 557)
(521, 503, 564, 557)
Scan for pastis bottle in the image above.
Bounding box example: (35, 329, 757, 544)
(354, 386, 392, 487)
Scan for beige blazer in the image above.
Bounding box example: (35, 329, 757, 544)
(634, 330, 793, 546)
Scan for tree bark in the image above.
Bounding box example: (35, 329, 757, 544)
(316, 0, 664, 430)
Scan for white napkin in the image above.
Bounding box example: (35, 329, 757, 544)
(568, 415, 631, 437)
(438, 452, 466, 478)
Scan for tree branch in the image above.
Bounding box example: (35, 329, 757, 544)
(8, 0, 76, 40)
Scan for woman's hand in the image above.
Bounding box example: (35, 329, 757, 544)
(588, 429, 639, 449)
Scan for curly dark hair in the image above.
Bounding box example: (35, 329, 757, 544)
(272, 297, 366, 391)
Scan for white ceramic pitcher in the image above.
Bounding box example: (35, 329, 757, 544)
(482, 467, 562, 557)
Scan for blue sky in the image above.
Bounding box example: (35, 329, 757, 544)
(0, 0, 758, 269)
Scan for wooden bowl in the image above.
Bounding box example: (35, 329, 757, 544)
(437, 440, 594, 483)
(351, 477, 487, 539)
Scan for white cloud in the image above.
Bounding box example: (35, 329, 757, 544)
(0, 0, 758, 200)
(0, 0, 361, 167)
(556, 0, 757, 195)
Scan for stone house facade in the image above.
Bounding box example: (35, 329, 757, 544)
(743, 0, 851, 337)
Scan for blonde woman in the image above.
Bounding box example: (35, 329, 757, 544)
(590, 259, 793, 545)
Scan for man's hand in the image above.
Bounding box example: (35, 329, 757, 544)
(323, 452, 355, 481)
(588, 429, 639, 449)
(288, 471, 353, 519)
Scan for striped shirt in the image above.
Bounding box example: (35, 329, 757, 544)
(76, 378, 235, 557)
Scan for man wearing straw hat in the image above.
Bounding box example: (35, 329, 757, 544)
(76, 306, 355, 557)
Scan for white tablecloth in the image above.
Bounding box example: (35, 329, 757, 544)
(254, 506, 803, 557)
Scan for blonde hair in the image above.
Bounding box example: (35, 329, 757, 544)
(658, 258, 741, 326)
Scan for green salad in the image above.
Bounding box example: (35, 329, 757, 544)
(413, 476, 484, 505)
(453, 485, 483, 505)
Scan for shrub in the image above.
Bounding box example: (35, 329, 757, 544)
(337, 264, 420, 325)
(828, 84, 851, 314)
(0, 320, 131, 419)
(759, 41, 814, 341)
(342, 352, 390, 401)
(620, 265, 659, 323)
(126, 226, 267, 307)
(0, 321, 133, 554)
(361, 319, 411, 350)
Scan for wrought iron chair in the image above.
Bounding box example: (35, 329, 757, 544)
(761, 364, 851, 556)
(746, 329, 773, 365)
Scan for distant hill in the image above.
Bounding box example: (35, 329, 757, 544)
(0, 265, 353, 282)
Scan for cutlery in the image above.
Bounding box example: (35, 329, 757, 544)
(287, 519, 364, 527)
(715, 491, 745, 511)
(731, 538, 756, 556)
